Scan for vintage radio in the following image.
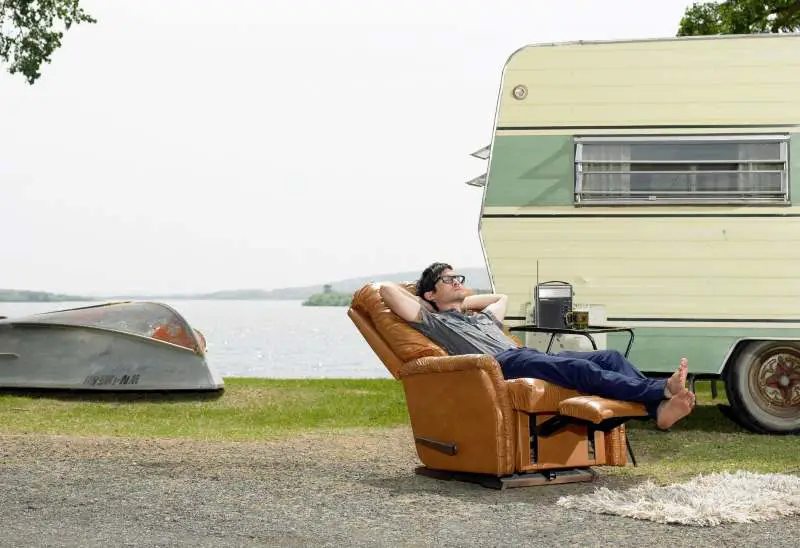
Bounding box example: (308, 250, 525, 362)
(534, 281, 573, 329)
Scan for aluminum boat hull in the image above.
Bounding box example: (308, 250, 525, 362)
(0, 301, 224, 391)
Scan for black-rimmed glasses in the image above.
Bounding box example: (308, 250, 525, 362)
(437, 275, 465, 285)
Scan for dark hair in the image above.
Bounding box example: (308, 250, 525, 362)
(415, 262, 452, 311)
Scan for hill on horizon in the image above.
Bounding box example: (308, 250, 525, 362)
(2, 267, 492, 302)
(182, 266, 492, 300)
(98, 266, 491, 301)
(0, 289, 95, 303)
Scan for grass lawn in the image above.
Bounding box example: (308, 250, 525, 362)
(0, 378, 796, 483)
(0, 378, 408, 441)
(619, 381, 800, 482)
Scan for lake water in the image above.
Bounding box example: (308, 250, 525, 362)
(0, 300, 391, 379)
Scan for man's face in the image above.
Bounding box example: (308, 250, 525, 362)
(427, 267, 467, 305)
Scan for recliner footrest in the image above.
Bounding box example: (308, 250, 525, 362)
(558, 395, 648, 424)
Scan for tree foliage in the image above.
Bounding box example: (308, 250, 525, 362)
(678, 0, 800, 36)
(0, 0, 96, 84)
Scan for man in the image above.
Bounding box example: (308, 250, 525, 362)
(379, 262, 696, 430)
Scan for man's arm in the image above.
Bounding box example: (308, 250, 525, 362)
(379, 282, 423, 322)
(463, 293, 508, 323)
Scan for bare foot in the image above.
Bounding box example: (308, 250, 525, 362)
(656, 390, 696, 429)
(666, 357, 689, 397)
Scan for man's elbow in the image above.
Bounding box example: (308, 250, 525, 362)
(379, 283, 397, 299)
(379, 284, 402, 311)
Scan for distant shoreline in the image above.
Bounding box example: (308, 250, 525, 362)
(1, 266, 491, 303)
(0, 290, 95, 303)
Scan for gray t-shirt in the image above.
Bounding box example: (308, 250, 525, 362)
(409, 307, 518, 356)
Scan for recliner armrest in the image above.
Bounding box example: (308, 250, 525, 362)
(397, 354, 500, 379)
(558, 395, 648, 423)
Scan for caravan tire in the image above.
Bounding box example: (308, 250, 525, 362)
(724, 341, 800, 435)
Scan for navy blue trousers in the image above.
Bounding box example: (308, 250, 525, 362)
(494, 347, 667, 418)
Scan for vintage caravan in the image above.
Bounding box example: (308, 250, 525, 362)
(472, 34, 800, 434)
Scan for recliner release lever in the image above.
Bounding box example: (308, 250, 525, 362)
(415, 436, 458, 456)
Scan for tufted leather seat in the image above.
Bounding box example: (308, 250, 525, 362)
(348, 282, 648, 488)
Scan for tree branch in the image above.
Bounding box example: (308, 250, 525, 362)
(0, 0, 96, 84)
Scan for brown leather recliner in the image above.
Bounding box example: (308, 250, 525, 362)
(348, 282, 649, 489)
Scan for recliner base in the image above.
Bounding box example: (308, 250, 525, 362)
(414, 466, 597, 490)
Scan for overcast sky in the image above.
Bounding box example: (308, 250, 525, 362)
(0, 0, 693, 294)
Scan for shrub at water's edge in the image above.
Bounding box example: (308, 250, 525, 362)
(302, 292, 352, 307)
(302, 283, 352, 306)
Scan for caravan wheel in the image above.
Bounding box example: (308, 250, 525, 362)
(724, 341, 800, 434)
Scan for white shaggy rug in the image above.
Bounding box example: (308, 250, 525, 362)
(556, 471, 800, 526)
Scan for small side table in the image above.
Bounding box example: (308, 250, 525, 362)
(509, 325, 635, 358)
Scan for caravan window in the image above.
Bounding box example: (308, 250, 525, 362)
(574, 135, 789, 205)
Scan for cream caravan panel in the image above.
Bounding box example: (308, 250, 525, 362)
(481, 215, 800, 320)
(498, 35, 800, 128)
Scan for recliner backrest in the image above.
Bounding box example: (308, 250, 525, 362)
(349, 283, 446, 378)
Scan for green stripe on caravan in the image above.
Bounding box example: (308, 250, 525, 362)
(484, 133, 800, 208)
(607, 327, 800, 375)
(484, 135, 574, 207)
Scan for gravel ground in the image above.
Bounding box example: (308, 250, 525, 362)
(1, 427, 797, 547)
